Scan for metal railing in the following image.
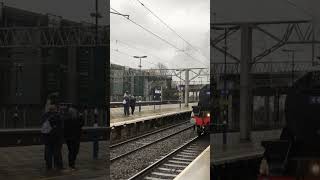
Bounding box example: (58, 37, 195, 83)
(0, 126, 109, 147)
(0, 105, 107, 129)
(110, 100, 186, 108)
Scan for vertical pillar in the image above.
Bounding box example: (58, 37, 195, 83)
(228, 94, 233, 129)
(23, 107, 26, 128)
(274, 91, 280, 126)
(265, 96, 270, 128)
(160, 86, 163, 102)
(131, 76, 134, 95)
(240, 24, 252, 142)
(84, 109, 88, 126)
(185, 69, 189, 107)
(3, 108, 6, 128)
(144, 78, 149, 100)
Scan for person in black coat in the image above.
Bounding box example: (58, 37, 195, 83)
(130, 95, 136, 115)
(123, 93, 130, 116)
(41, 104, 64, 170)
(63, 106, 83, 170)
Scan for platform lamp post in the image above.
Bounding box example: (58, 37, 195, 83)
(90, 0, 103, 125)
(282, 49, 297, 87)
(133, 56, 147, 97)
(222, 27, 228, 145)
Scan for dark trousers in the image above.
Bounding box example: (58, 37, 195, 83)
(44, 136, 63, 169)
(66, 139, 80, 168)
(130, 106, 135, 115)
(124, 106, 130, 116)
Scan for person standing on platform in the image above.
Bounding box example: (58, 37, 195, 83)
(123, 92, 130, 116)
(41, 104, 64, 171)
(12, 110, 19, 128)
(63, 106, 83, 170)
(138, 96, 142, 112)
(130, 95, 136, 115)
(92, 108, 99, 159)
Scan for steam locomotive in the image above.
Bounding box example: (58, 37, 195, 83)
(260, 70, 320, 179)
(191, 84, 211, 136)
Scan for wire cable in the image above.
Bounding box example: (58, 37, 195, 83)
(280, 0, 313, 18)
(133, 0, 209, 61)
(110, 7, 207, 66)
(111, 39, 181, 68)
(111, 48, 158, 66)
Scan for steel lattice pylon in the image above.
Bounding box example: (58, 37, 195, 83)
(211, 61, 319, 75)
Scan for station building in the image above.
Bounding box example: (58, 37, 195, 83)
(110, 63, 174, 102)
(0, 4, 108, 128)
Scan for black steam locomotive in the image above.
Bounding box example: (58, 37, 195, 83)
(191, 84, 211, 136)
(261, 70, 320, 179)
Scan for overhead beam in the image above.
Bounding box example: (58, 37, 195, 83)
(211, 19, 310, 26)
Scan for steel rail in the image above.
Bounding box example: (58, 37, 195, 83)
(110, 125, 194, 162)
(110, 120, 189, 148)
(128, 136, 201, 180)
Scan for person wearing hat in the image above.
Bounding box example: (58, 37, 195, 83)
(129, 95, 136, 115)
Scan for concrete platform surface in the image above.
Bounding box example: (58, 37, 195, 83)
(211, 129, 281, 165)
(212, 143, 264, 165)
(174, 146, 210, 180)
(110, 103, 196, 124)
(0, 141, 109, 180)
(111, 109, 192, 127)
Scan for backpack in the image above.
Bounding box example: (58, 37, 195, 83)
(41, 115, 53, 134)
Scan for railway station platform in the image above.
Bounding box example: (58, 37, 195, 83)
(211, 129, 282, 165)
(210, 130, 282, 179)
(110, 103, 196, 125)
(110, 103, 195, 143)
(0, 141, 109, 180)
(174, 146, 210, 180)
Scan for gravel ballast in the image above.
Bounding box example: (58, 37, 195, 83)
(110, 128, 197, 180)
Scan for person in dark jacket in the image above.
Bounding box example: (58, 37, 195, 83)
(92, 112, 99, 160)
(63, 106, 83, 170)
(123, 92, 130, 116)
(129, 95, 136, 115)
(41, 104, 64, 170)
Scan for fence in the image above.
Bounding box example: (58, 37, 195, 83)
(0, 104, 108, 128)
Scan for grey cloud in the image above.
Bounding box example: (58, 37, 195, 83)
(111, 0, 210, 68)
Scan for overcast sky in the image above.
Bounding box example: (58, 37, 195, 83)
(211, 0, 320, 63)
(110, 0, 210, 70)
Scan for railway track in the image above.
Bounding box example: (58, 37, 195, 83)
(110, 121, 194, 162)
(128, 136, 209, 180)
(110, 120, 190, 148)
